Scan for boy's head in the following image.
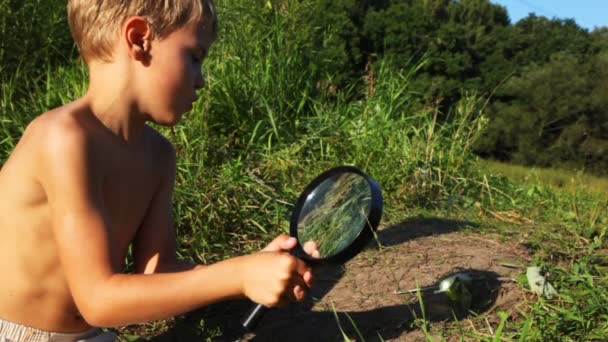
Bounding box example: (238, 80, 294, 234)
(67, 0, 218, 63)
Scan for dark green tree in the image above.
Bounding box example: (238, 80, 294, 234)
(477, 51, 608, 174)
(509, 15, 592, 66)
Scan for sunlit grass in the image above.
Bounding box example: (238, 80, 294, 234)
(479, 159, 608, 195)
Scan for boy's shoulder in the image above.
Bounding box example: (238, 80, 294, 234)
(28, 100, 173, 151)
(1, 101, 99, 195)
(25, 100, 96, 145)
(15, 102, 90, 167)
(21, 100, 175, 172)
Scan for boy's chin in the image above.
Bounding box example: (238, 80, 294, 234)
(151, 112, 184, 126)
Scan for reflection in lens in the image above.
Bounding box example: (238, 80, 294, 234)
(297, 172, 372, 258)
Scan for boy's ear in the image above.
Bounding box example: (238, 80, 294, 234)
(124, 16, 154, 62)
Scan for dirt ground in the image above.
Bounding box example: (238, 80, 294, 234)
(148, 216, 532, 342)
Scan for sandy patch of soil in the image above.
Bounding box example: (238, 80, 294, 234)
(147, 216, 531, 342)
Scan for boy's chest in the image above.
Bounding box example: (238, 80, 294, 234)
(101, 155, 160, 258)
(103, 172, 156, 223)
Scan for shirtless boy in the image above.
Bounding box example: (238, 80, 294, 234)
(0, 1, 314, 341)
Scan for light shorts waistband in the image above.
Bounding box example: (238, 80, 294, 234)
(0, 318, 116, 342)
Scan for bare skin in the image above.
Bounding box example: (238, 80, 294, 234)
(0, 17, 314, 333)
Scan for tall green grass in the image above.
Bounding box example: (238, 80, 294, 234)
(163, 58, 492, 260)
(0, 0, 75, 82)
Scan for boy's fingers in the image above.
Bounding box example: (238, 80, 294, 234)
(292, 259, 313, 289)
(292, 284, 307, 302)
(261, 234, 292, 252)
(303, 269, 314, 288)
(272, 277, 307, 306)
(303, 240, 319, 258)
(293, 257, 311, 278)
(280, 236, 297, 250)
(290, 272, 310, 302)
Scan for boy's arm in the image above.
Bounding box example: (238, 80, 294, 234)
(131, 140, 312, 273)
(40, 123, 311, 327)
(132, 141, 199, 274)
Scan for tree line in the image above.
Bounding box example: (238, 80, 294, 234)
(289, 0, 608, 175)
(2, 0, 607, 175)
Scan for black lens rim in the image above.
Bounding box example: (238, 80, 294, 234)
(289, 166, 383, 265)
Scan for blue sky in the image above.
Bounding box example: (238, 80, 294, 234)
(490, 0, 607, 30)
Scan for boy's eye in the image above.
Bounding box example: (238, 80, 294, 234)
(191, 54, 202, 64)
(188, 50, 203, 64)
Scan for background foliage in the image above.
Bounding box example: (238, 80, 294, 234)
(0, 0, 74, 79)
(3, 0, 608, 174)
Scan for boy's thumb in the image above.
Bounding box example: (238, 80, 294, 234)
(282, 237, 297, 249)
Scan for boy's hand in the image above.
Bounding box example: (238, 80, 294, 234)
(238, 234, 319, 307)
(240, 251, 312, 307)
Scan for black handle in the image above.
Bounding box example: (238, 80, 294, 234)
(241, 303, 268, 330)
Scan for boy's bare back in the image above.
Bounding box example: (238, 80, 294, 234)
(0, 101, 173, 331)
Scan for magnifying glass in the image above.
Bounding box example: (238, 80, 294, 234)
(241, 165, 383, 330)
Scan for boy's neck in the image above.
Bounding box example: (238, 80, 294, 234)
(85, 60, 147, 144)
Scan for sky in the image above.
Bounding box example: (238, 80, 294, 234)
(490, 0, 608, 31)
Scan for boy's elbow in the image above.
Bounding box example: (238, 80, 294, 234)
(82, 306, 132, 328)
(76, 293, 123, 327)
(78, 301, 115, 327)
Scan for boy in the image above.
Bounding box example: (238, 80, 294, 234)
(0, 1, 315, 341)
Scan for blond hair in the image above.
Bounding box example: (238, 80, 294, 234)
(67, 0, 217, 62)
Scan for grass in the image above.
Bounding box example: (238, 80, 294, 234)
(480, 159, 608, 195)
(467, 165, 608, 341)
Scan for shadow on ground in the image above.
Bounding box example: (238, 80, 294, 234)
(245, 268, 503, 342)
(375, 216, 477, 247)
(298, 216, 479, 306)
(145, 216, 507, 341)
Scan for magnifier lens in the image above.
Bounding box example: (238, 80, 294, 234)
(242, 166, 382, 331)
(296, 172, 372, 259)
